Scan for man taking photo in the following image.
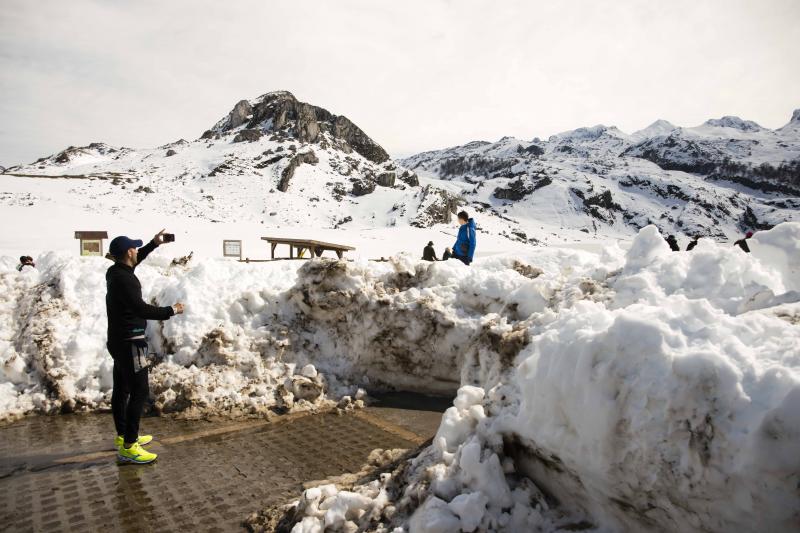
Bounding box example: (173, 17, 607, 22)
(106, 229, 184, 464)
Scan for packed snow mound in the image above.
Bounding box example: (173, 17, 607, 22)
(750, 222, 800, 292)
(0, 253, 324, 417)
(0, 242, 605, 418)
(279, 222, 800, 533)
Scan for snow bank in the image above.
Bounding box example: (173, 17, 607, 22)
(0, 251, 323, 417)
(0, 241, 602, 418)
(277, 223, 800, 532)
(751, 222, 800, 292)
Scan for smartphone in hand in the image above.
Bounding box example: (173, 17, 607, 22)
(163, 233, 176, 243)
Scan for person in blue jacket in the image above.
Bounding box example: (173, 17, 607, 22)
(449, 211, 477, 265)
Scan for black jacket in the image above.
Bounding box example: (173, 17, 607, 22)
(422, 245, 438, 261)
(734, 238, 751, 253)
(106, 240, 173, 342)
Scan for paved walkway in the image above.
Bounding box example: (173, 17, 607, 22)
(0, 393, 449, 532)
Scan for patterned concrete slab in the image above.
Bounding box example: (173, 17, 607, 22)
(0, 406, 438, 533)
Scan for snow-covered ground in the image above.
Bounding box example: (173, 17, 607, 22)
(2, 220, 799, 531)
(0, 172, 556, 261)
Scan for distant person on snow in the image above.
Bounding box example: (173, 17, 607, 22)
(686, 236, 700, 251)
(448, 211, 477, 265)
(17, 255, 35, 271)
(665, 234, 680, 252)
(106, 229, 184, 465)
(734, 231, 753, 253)
(422, 241, 438, 261)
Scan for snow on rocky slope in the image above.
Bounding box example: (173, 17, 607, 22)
(4, 97, 798, 255)
(2, 222, 798, 532)
(401, 110, 800, 242)
(1, 91, 460, 236)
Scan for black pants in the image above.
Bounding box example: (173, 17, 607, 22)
(444, 251, 470, 265)
(108, 339, 150, 444)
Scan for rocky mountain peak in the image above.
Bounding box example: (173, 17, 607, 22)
(550, 125, 615, 143)
(633, 119, 677, 138)
(776, 108, 800, 132)
(703, 116, 763, 131)
(202, 90, 389, 164)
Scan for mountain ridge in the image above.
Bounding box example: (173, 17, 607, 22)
(1, 91, 465, 233)
(3, 99, 798, 245)
(400, 108, 800, 240)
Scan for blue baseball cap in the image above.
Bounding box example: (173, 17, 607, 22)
(109, 236, 143, 257)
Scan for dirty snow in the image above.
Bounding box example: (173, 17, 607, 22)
(274, 222, 800, 533)
(1, 223, 799, 531)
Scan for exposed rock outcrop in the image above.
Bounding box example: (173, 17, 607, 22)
(351, 179, 376, 197)
(377, 171, 396, 187)
(277, 151, 319, 192)
(411, 185, 460, 227)
(210, 91, 390, 164)
(572, 188, 622, 223)
(493, 176, 552, 200)
(398, 169, 420, 187)
(233, 129, 263, 143)
(225, 100, 254, 130)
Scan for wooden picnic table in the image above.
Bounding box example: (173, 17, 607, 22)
(261, 237, 355, 260)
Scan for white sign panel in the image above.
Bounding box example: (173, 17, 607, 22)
(223, 240, 242, 259)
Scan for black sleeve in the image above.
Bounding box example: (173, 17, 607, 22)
(115, 274, 174, 321)
(136, 240, 158, 266)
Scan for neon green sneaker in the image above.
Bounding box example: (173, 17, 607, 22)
(117, 442, 158, 465)
(114, 435, 153, 448)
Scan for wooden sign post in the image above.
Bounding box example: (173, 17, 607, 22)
(74, 231, 109, 257)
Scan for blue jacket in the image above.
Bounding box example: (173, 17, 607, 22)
(453, 218, 477, 262)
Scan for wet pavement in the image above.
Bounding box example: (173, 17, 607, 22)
(0, 393, 450, 532)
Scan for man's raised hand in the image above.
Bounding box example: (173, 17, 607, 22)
(173, 303, 185, 315)
(154, 228, 167, 245)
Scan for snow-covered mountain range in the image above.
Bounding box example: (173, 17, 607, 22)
(402, 110, 800, 241)
(2, 91, 456, 233)
(2, 92, 799, 251)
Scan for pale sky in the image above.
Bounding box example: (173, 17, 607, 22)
(1, 0, 798, 166)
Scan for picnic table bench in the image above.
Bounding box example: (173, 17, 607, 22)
(261, 237, 355, 260)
